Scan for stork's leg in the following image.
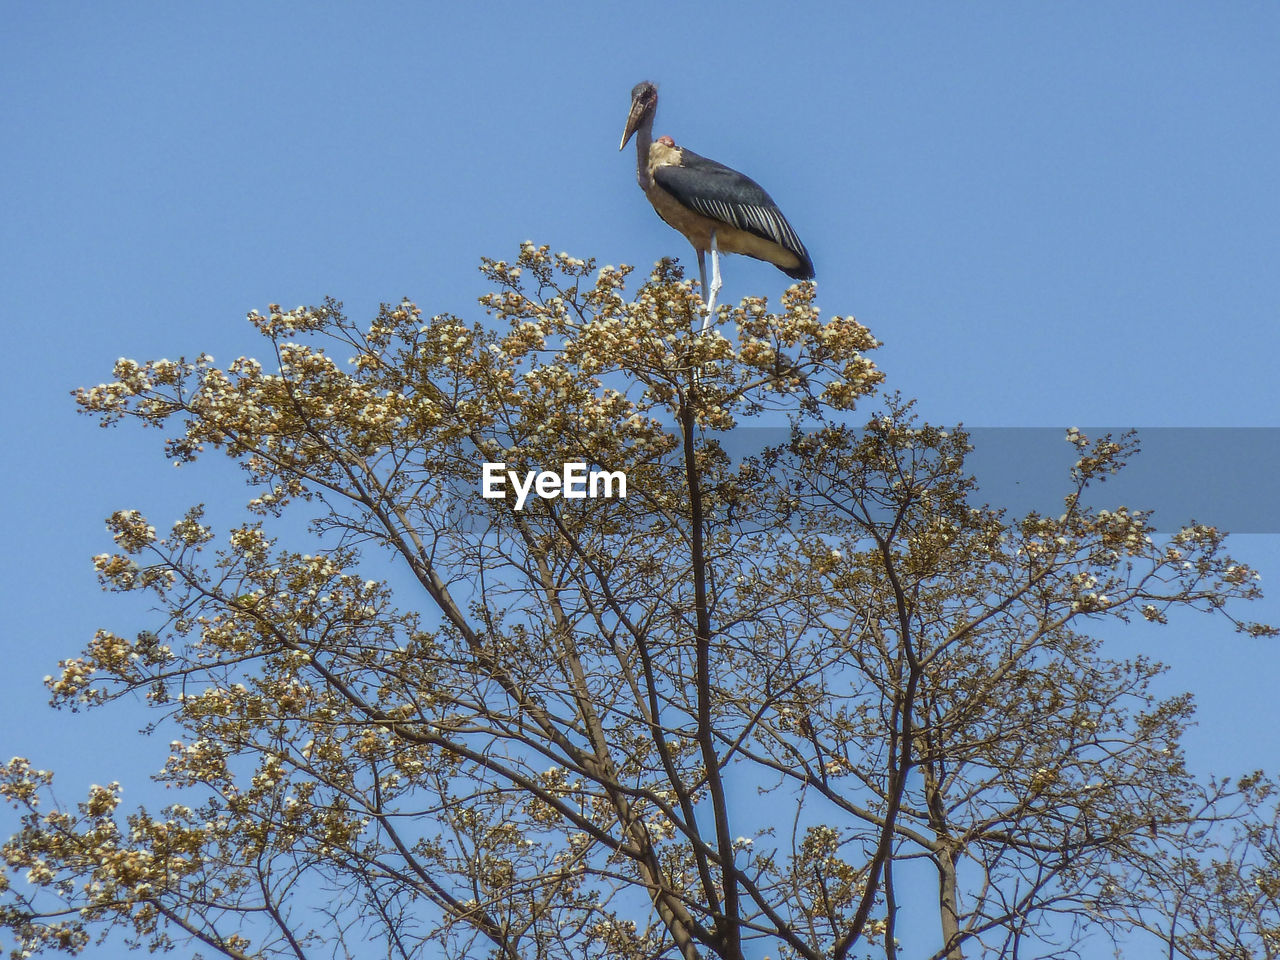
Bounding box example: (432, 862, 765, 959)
(702, 230, 722, 332)
(696, 248, 708, 304)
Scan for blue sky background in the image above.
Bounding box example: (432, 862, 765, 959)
(2, 3, 1278, 956)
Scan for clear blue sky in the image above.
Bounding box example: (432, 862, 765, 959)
(2, 3, 1278, 955)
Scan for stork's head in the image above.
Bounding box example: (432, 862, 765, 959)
(619, 81, 658, 151)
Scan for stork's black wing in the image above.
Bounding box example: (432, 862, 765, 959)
(654, 147, 814, 279)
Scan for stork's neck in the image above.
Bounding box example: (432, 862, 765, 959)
(633, 110, 655, 190)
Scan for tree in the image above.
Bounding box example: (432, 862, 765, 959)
(2, 244, 1276, 959)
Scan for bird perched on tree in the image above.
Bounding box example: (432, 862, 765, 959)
(619, 81, 814, 328)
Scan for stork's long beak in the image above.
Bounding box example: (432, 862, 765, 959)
(619, 98, 645, 151)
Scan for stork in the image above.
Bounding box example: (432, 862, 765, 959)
(619, 81, 814, 329)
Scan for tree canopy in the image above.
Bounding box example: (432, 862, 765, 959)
(3, 245, 1277, 959)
